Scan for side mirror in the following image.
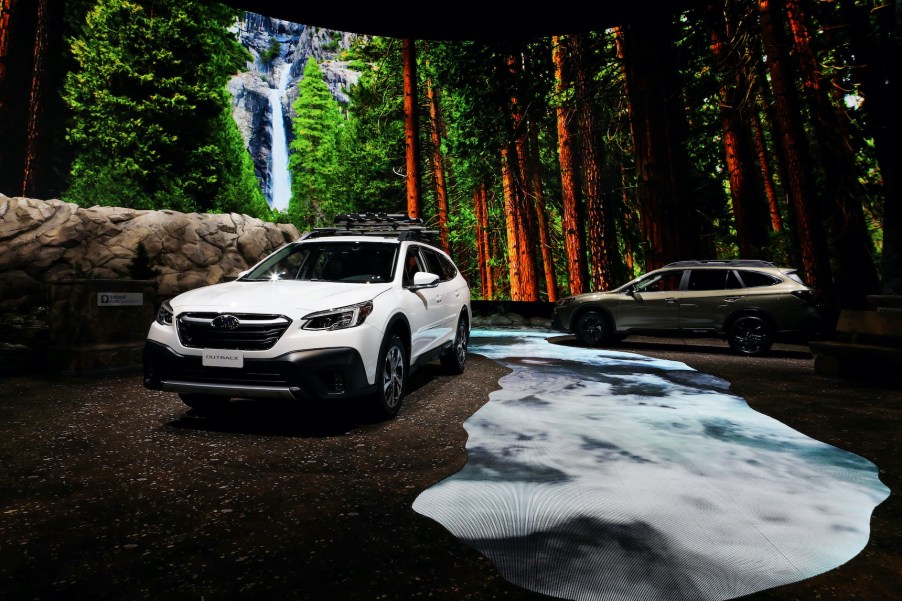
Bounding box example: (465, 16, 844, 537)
(410, 271, 440, 290)
(624, 284, 636, 297)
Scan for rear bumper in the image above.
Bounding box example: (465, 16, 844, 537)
(142, 340, 376, 401)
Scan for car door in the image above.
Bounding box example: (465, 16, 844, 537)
(399, 245, 451, 360)
(419, 247, 459, 345)
(679, 269, 746, 333)
(615, 269, 685, 332)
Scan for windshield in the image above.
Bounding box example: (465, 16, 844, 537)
(243, 242, 399, 283)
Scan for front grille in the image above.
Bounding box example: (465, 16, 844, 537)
(177, 312, 292, 350)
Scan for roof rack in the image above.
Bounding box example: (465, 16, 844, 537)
(664, 259, 776, 268)
(299, 212, 441, 245)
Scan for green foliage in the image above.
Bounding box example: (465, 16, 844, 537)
(62, 0, 267, 219)
(261, 38, 280, 66)
(50, 3, 886, 297)
(288, 56, 347, 228)
(334, 37, 407, 215)
(210, 90, 273, 218)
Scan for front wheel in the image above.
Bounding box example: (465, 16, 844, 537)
(440, 316, 469, 375)
(728, 316, 773, 356)
(574, 310, 612, 347)
(369, 333, 407, 420)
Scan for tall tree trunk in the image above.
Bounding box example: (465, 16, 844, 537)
(501, 144, 524, 300)
(621, 164, 636, 274)
(473, 181, 492, 300)
(528, 126, 558, 301)
(570, 33, 615, 290)
(426, 76, 450, 251)
(839, 0, 900, 294)
(20, 0, 61, 198)
(750, 31, 802, 268)
(706, 0, 771, 258)
(615, 15, 704, 270)
(785, 0, 879, 308)
(552, 35, 589, 295)
(749, 107, 783, 232)
(402, 38, 422, 219)
(505, 52, 539, 301)
(0, 0, 29, 195)
(758, 0, 834, 310)
(488, 191, 505, 299)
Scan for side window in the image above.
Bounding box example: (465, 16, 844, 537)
(686, 269, 728, 291)
(402, 247, 425, 286)
(636, 270, 684, 293)
(738, 270, 780, 288)
(438, 253, 458, 281)
(726, 270, 743, 290)
(421, 248, 451, 282)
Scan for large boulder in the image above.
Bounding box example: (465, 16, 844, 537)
(0, 194, 300, 311)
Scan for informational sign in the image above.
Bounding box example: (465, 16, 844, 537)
(97, 292, 144, 306)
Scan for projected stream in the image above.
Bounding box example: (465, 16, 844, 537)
(413, 329, 890, 601)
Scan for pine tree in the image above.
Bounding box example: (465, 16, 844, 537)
(62, 0, 258, 215)
(288, 56, 344, 227)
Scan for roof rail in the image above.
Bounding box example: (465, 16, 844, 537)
(299, 212, 441, 245)
(664, 259, 776, 268)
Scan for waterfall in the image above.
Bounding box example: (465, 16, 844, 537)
(269, 64, 292, 211)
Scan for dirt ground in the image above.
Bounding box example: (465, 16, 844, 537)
(0, 334, 898, 601)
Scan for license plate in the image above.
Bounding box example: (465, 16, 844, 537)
(202, 349, 244, 368)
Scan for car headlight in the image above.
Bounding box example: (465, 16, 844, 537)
(156, 300, 174, 326)
(555, 297, 576, 308)
(302, 301, 374, 331)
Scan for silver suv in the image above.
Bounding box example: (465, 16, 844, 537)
(551, 260, 821, 356)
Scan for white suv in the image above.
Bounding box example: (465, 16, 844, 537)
(143, 214, 471, 419)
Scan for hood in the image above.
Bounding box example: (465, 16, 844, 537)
(170, 280, 393, 317)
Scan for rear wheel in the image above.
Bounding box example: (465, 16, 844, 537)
(369, 333, 407, 420)
(574, 310, 612, 347)
(440, 316, 468, 375)
(728, 315, 773, 356)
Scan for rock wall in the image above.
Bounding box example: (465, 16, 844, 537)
(0, 195, 300, 312)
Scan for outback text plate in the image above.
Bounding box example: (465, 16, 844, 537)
(202, 349, 244, 368)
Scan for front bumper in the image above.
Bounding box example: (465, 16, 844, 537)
(143, 340, 376, 401)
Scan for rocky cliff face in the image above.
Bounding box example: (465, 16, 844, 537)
(0, 194, 300, 312)
(228, 13, 361, 204)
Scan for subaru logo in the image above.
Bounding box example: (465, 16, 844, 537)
(212, 314, 240, 330)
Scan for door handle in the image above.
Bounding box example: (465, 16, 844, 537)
(665, 297, 678, 304)
(723, 296, 741, 302)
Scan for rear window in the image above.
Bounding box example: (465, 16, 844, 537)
(784, 270, 806, 286)
(737, 270, 781, 288)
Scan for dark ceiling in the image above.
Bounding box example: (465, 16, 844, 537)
(217, 1, 704, 41)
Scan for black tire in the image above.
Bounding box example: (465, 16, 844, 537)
(574, 310, 612, 347)
(728, 315, 773, 356)
(178, 393, 229, 414)
(370, 333, 407, 420)
(440, 315, 469, 375)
